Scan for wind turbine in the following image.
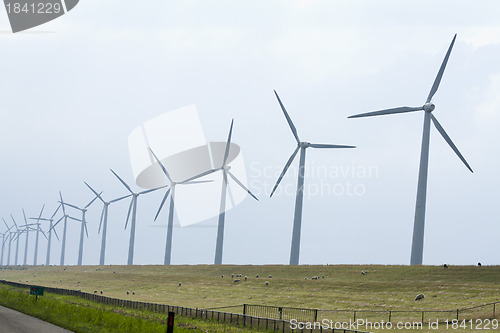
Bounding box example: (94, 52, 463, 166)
(148, 148, 213, 265)
(84, 182, 132, 265)
(348, 34, 473, 265)
(209, 120, 258, 265)
(2, 219, 14, 265)
(25, 205, 48, 266)
(110, 169, 165, 265)
(51, 192, 74, 265)
(30, 204, 61, 266)
(270, 91, 356, 265)
(60, 195, 100, 266)
(10, 214, 22, 265)
(21, 209, 38, 266)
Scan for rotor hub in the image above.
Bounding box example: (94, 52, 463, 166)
(423, 103, 435, 112)
(299, 142, 310, 148)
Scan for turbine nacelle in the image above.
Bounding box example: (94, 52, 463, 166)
(423, 103, 435, 112)
(299, 142, 311, 148)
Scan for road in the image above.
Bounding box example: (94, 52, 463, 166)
(0, 305, 73, 333)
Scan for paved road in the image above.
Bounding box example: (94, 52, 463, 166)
(0, 305, 73, 333)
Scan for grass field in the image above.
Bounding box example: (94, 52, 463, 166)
(1, 264, 499, 332)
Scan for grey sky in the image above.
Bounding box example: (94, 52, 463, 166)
(1, 0, 499, 266)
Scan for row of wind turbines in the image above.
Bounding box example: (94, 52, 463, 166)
(1, 34, 471, 266)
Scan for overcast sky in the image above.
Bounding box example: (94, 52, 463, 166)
(1, 0, 499, 266)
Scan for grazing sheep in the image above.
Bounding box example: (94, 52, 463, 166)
(221, 275, 224, 278)
(178, 282, 182, 287)
(268, 275, 272, 278)
(127, 291, 130, 295)
(322, 275, 325, 279)
(100, 290, 103, 294)
(304, 277, 308, 280)
(256, 275, 259, 278)
(236, 274, 242, 277)
(312, 276, 318, 280)
(361, 271, 366, 275)
(415, 293, 425, 301)
(132, 291, 135, 295)
(233, 279, 240, 283)
(478, 262, 482, 267)
(265, 281, 269, 286)
(244, 276, 248, 281)
(94, 290, 97, 294)
(59, 280, 62, 282)
(443, 264, 448, 268)
(231, 274, 234, 278)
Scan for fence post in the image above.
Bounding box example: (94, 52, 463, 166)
(353, 311, 356, 322)
(494, 303, 496, 318)
(421, 311, 424, 324)
(456, 309, 459, 320)
(279, 307, 283, 320)
(243, 304, 247, 315)
(388, 310, 392, 323)
(314, 309, 318, 322)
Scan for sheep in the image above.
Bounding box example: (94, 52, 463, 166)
(478, 262, 482, 267)
(236, 274, 242, 277)
(322, 275, 325, 279)
(244, 276, 248, 281)
(256, 275, 259, 278)
(100, 290, 103, 294)
(127, 291, 130, 295)
(443, 264, 448, 268)
(233, 279, 240, 283)
(304, 277, 308, 280)
(268, 275, 272, 278)
(231, 274, 234, 278)
(59, 280, 62, 282)
(94, 290, 97, 294)
(132, 291, 135, 295)
(178, 282, 182, 287)
(361, 271, 366, 275)
(221, 275, 224, 278)
(415, 293, 425, 301)
(265, 281, 269, 286)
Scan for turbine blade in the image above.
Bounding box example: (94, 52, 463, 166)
(98, 207, 105, 234)
(110, 194, 132, 203)
(222, 119, 235, 167)
(63, 202, 80, 211)
(309, 143, 356, 149)
(53, 228, 60, 241)
(274, 90, 300, 143)
(139, 185, 167, 195)
(430, 114, 473, 173)
(37, 204, 45, 220)
(154, 188, 171, 221)
(124, 199, 133, 230)
(10, 214, 18, 228)
(148, 148, 173, 183)
(51, 204, 61, 219)
(348, 106, 424, 119)
(85, 192, 102, 208)
(181, 169, 216, 183)
(227, 171, 259, 201)
(427, 34, 457, 103)
(182, 180, 213, 185)
(52, 216, 64, 229)
(59, 191, 66, 214)
(40, 228, 48, 241)
(84, 182, 105, 203)
(2, 218, 9, 229)
(22, 209, 28, 224)
(270, 146, 300, 198)
(67, 216, 81, 222)
(110, 169, 133, 194)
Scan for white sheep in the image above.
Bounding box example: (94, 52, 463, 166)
(233, 279, 240, 283)
(415, 293, 425, 301)
(265, 281, 269, 286)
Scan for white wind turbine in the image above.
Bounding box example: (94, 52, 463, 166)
(2, 219, 14, 265)
(110, 169, 165, 265)
(270, 91, 356, 265)
(148, 148, 213, 265)
(0, 230, 6, 266)
(51, 192, 76, 265)
(30, 204, 61, 266)
(10, 214, 22, 265)
(84, 182, 132, 265)
(59, 195, 100, 266)
(21, 208, 39, 266)
(348, 34, 473, 265)
(25, 205, 48, 266)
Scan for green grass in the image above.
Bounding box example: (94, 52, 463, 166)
(0, 283, 262, 333)
(1, 264, 499, 332)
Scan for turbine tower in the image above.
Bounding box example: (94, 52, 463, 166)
(27, 205, 48, 266)
(30, 204, 61, 266)
(0, 231, 6, 266)
(84, 182, 131, 265)
(148, 148, 212, 265)
(110, 169, 165, 265)
(270, 91, 356, 265)
(2, 219, 14, 265)
(21, 209, 36, 266)
(60, 195, 100, 266)
(10, 214, 22, 265)
(348, 34, 473, 265)
(51, 192, 74, 265)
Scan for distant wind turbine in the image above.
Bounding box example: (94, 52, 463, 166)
(148, 148, 212, 265)
(25, 205, 48, 266)
(10, 214, 22, 265)
(51, 192, 74, 265)
(0, 230, 6, 266)
(30, 204, 61, 266)
(2, 219, 14, 265)
(110, 169, 165, 265)
(270, 90, 356, 265)
(21, 208, 37, 266)
(348, 34, 473, 265)
(84, 182, 132, 265)
(60, 195, 100, 266)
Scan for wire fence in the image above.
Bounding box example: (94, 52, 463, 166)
(1, 279, 498, 332)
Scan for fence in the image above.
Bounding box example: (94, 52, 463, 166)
(0, 280, 370, 333)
